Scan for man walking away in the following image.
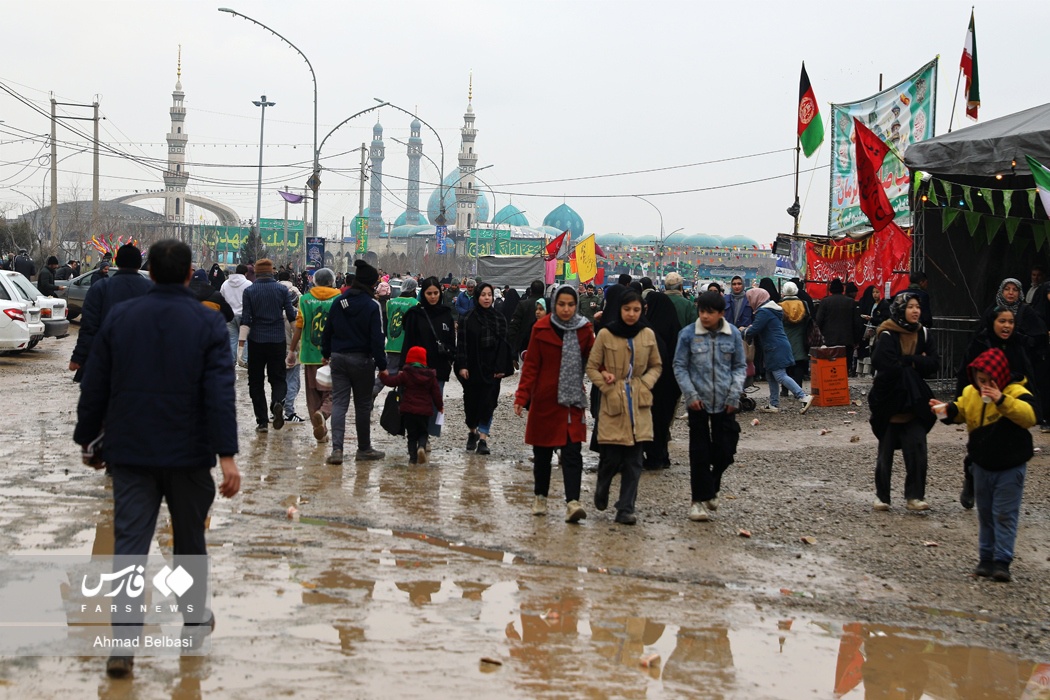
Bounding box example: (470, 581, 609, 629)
(239, 259, 296, 432)
(220, 264, 252, 365)
(288, 267, 340, 443)
(12, 249, 35, 278)
(664, 272, 697, 328)
(321, 259, 387, 464)
(73, 239, 240, 679)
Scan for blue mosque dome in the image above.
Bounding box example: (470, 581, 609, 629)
(426, 169, 490, 225)
(630, 233, 659, 246)
(373, 121, 383, 138)
(492, 203, 529, 227)
(721, 234, 758, 249)
(595, 233, 632, 247)
(543, 203, 584, 241)
(662, 230, 690, 246)
(394, 211, 408, 227)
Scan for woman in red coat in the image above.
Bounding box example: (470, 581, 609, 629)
(514, 284, 595, 523)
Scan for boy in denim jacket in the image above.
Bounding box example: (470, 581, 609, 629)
(673, 291, 747, 522)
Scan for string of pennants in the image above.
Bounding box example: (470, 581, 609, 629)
(922, 175, 1050, 248)
(597, 244, 771, 265)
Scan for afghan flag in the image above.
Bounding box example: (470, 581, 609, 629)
(1026, 155, 1050, 219)
(853, 118, 895, 232)
(797, 62, 824, 157)
(961, 11, 980, 121)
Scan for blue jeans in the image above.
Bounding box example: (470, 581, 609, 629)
(766, 368, 805, 407)
(228, 315, 247, 363)
(285, 363, 301, 418)
(972, 462, 1026, 564)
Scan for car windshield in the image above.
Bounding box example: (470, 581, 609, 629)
(9, 275, 40, 303)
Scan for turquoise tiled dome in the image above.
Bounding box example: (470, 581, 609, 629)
(543, 203, 584, 241)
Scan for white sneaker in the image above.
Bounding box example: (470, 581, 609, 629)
(704, 496, 719, 512)
(760, 405, 780, 413)
(532, 495, 547, 516)
(906, 499, 930, 511)
(689, 502, 710, 522)
(873, 499, 890, 511)
(800, 395, 813, 414)
(565, 500, 587, 523)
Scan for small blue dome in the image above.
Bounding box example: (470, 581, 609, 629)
(493, 204, 529, 227)
(662, 230, 690, 246)
(721, 234, 758, 249)
(426, 169, 489, 225)
(630, 233, 659, 246)
(542, 203, 585, 241)
(595, 233, 632, 247)
(390, 224, 418, 238)
(373, 121, 383, 138)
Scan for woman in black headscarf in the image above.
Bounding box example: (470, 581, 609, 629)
(401, 276, 457, 440)
(501, 287, 521, 325)
(758, 277, 781, 304)
(209, 263, 226, 292)
(642, 291, 683, 469)
(455, 282, 515, 455)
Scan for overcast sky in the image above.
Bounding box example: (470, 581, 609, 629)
(1, 0, 1046, 243)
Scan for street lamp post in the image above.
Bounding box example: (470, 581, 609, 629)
(373, 100, 445, 224)
(218, 8, 318, 241)
(252, 95, 275, 246)
(633, 195, 666, 282)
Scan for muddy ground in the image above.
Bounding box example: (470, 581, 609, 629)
(0, 327, 1048, 698)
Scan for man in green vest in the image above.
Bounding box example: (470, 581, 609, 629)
(376, 277, 419, 391)
(287, 267, 341, 443)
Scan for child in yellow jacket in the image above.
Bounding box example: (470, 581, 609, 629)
(932, 347, 1036, 582)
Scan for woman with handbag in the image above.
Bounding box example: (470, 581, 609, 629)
(455, 282, 515, 455)
(780, 282, 811, 392)
(868, 292, 939, 511)
(514, 284, 595, 520)
(401, 277, 456, 441)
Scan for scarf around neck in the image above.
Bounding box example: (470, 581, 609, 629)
(549, 291, 589, 409)
(876, 318, 918, 356)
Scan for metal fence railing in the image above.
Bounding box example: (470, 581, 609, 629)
(929, 316, 981, 383)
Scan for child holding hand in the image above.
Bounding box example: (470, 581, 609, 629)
(381, 346, 444, 465)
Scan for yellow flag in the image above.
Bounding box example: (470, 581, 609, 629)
(575, 234, 597, 283)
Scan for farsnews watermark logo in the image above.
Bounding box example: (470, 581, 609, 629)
(80, 564, 194, 599)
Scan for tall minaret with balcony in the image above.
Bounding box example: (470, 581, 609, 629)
(367, 120, 385, 236)
(406, 116, 423, 225)
(455, 76, 479, 233)
(164, 48, 189, 224)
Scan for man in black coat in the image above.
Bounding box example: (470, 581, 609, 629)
(508, 279, 546, 356)
(37, 256, 59, 295)
(239, 258, 296, 432)
(816, 278, 863, 373)
(12, 249, 34, 278)
(74, 239, 240, 679)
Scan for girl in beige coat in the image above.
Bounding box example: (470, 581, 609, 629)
(585, 290, 662, 524)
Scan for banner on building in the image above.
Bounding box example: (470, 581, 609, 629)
(305, 237, 325, 268)
(829, 58, 938, 235)
(436, 225, 448, 255)
(355, 217, 368, 255)
(805, 227, 912, 300)
(259, 218, 305, 233)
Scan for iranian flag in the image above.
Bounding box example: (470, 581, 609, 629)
(1026, 155, 1050, 218)
(797, 62, 824, 157)
(961, 11, 980, 121)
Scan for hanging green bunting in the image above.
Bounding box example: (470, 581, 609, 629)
(980, 188, 996, 215)
(942, 208, 960, 232)
(985, 216, 1003, 244)
(964, 210, 982, 235)
(1034, 224, 1047, 252)
(1005, 217, 1020, 243)
(1003, 189, 1013, 219)
(913, 171, 924, 194)
(962, 186, 975, 211)
(927, 183, 939, 206)
(943, 181, 953, 204)
(1030, 190, 1039, 217)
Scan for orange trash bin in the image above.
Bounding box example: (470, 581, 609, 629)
(809, 346, 851, 407)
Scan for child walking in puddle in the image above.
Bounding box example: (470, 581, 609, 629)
(380, 346, 443, 465)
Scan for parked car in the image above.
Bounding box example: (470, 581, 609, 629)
(56, 269, 151, 320)
(0, 297, 40, 353)
(0, 271, 67, 345)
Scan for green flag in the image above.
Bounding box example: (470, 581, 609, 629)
(797, 63, 824, 158)
(1025, 155, 1050, 219)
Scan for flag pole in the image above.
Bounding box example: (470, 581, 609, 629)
(948, 66, 963, 133)
(792, 135, 801, 234)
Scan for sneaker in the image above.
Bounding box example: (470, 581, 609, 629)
(417, 447, 428, 466)
(532, 495, 547, 516)
(992, 561, 1012, 582)
(237, 359, 248, 369)
(594, 477, 610, 512)
(960, 474, 975, 510)
(284, 413, 306, 423)
(311, 411, 328, 441)
(689, 502, 710, 522)
(256, 423, 269, 433)
(873, 499, 890, 511)
(271, 402, 284, 430)
(466, 432, 479, 451)
(799, 395, 813, 414)
(106, 655, 133, 679)
(974, 560, 994, 578)
(704, 496, 719, 512)
(614, 511, 637, 525)
(760, 405, 780, 413)
(476, 439, 491, 455)
(355, 448, 385, 461)
(424, 444, 432, 454)
(180, 611, 216, 650)
(326, 449, 343, 465)
(565, 500, 587, 523)
(1040, 424, 1050, 434)
(906, 499, 930, 511)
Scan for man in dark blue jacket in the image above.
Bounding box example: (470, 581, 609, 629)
(239, 258, 296, 432)
(321, 259, 387, 464)
(69, 245, 153, 382)
(74, 239, 240, 679)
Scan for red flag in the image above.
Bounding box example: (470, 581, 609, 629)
(961, 11, 980, 121)
(594, 243, 606, 258)
(853, 118, 895, 232)
(543, 230, 568, 260)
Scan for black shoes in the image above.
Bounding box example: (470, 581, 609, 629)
(974, 560, 993, 578)
(271, 402, 284, 430)
(476, 439, 490, 455)
(614, 511, 637, 525)
(466, 432, 479, 451)
(106, 655, 133, 678)
(992, 562, 1012, 582)
(594, 478, 610, 512)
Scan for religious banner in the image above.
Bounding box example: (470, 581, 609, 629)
(829, 58, 938, 235)
(436, 225, 448, 255)
(305, 237, 325, 268)
(575, 234, 598, 283)
(355, 217, 368, 255)
(805, 227, 912, 300)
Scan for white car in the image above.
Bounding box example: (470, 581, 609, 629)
(0, 271, 68, 348)
(0, 295, 41, 352)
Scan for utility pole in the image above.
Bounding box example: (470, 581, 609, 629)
(252, 95, 275, 247)
(92, 101, 99, 239)
(50, 98, 58, 249)
(358, 143, 366, 217)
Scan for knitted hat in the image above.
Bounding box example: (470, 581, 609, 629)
(405, 346, 428, 366)
(353, 259, 379, 287)
(114, 244, 142, 269)
(664, 272, 683, 289)
(254, 259, 274, 275)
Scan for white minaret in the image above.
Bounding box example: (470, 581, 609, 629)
(455, 75, 479, 233)
(163, 48, 189, 224)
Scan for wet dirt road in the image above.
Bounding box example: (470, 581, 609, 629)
(1, 330, 1049, 698)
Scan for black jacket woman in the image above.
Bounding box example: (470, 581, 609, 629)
(641, 291, 683, 469)
(455, 282, 515, 455)
(401, 276, 457, 439)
